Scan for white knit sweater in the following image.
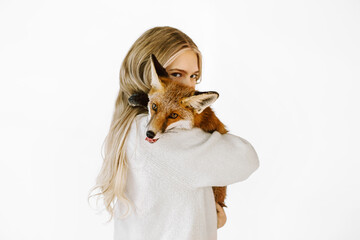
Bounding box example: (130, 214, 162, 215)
(114, 113, 259, 240)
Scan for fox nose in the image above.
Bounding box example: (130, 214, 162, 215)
(146, 130, 155, 139)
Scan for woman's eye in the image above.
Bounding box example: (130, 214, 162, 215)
(152, 103, 157, 111)
(171, 73, 181, 77)
(169, 113, 178, 119)
(190, 74, 198, 79)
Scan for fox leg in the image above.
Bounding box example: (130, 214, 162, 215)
(212, 186, 227, 208)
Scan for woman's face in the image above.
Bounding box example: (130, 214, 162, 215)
(165, 50, 199, 89)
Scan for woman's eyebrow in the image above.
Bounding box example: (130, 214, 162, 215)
(168, 68, 199, 74)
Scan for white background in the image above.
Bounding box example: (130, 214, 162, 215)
(1, 0, 359, 239)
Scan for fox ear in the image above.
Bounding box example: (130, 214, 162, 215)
(150, 54, 169, 91)
(181, 91, 219, 114)
(128, 92, 149, 109)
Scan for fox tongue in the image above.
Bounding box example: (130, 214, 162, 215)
(145, 137, 158, 143)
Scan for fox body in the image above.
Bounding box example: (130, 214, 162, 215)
(128, 54, 228, 208)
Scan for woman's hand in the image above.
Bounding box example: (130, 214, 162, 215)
(216, 202, 227, 229)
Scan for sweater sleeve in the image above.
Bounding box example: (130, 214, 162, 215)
(144, 127, 260, 188)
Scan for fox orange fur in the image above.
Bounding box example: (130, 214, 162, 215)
(128, 54, 228, 208)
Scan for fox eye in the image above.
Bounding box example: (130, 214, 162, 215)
(152, 103, 157, 111)
(169, 113, 178, 119)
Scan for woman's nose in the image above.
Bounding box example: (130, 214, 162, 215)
(186, 77, 196, 88)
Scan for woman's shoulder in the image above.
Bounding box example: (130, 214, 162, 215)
(126, 113, 148, 149)
(129, 113, 148, 136)
(134, 113, 148, 125)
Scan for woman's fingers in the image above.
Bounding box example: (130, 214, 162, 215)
(216, 202, 227, 229)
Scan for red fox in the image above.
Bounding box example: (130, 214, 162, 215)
(128, 54, 229, 208)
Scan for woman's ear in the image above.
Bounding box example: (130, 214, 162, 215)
(181, 91, 219, 114)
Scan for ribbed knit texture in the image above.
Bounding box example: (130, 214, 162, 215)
(114, 113, 259, 240)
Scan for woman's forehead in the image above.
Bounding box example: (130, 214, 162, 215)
(166, 50, 199, 73)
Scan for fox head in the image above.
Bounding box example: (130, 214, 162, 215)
(129, 54, 219, 143)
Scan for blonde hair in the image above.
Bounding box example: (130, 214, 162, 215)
(88, 26, 203, 221)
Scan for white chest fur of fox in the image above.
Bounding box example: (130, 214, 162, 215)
(128, 54, 229, 208)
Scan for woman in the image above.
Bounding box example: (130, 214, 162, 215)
(90, 26, 259, 240)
